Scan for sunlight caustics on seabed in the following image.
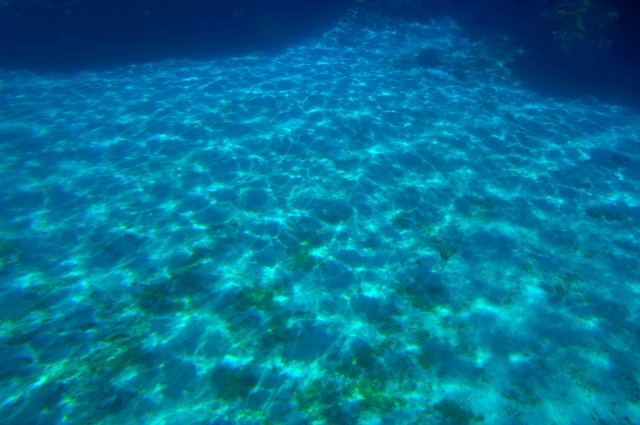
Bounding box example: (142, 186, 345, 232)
(1, 12, 640, 425)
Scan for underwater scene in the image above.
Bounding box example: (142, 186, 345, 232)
(1, 4, 640, 425)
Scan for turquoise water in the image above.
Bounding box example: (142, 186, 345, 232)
(2, 13, 640, 425)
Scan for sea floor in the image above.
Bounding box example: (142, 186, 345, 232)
(1, 10, 640, 425)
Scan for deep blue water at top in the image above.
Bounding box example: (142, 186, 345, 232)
(1, 10, 640, 425)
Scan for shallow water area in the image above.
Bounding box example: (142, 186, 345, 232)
(1, 13, 640, 425)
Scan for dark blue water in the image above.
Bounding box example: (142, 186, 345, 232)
(1, 6, 640, 425)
